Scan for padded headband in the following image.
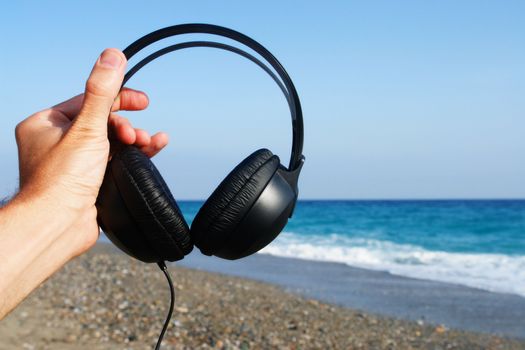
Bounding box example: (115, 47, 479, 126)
(121, 23, 304, 171)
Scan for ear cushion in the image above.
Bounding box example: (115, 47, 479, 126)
(109, 146, 193, 261)
(191, 148, 280, 255)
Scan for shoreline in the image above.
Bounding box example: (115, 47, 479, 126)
(0, 243, 523, 349)
(177, 245, 525, 339)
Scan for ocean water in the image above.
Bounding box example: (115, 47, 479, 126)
(176, 200, 525, 297)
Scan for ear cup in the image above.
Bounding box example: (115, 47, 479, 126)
(191, 148, 280, 256)
(109, 145, 193, 261)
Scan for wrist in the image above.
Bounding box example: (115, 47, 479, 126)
(0, 188, 95, 319)
(12, 185, 80, 239)
(16, 182, 100, 255)
(0, 189, 75, 296)
(18, 175, 90, 217)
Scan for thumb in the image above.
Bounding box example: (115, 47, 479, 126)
(73, 48, 127, 133)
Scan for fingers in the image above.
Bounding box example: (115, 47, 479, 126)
(108, 114, 168, 158)
(139, 132, 169, 158)
(112, 88, 149, 112)
(108, 115, 135, 144)
(71, 48, 126, 134)
(134, 128, 151, 147)
(53, 88, 149, 120)
(108, 115, 150, 146)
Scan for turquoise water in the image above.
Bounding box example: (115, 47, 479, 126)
(285, 200, 525, 255)
(175, 200, 525, 296)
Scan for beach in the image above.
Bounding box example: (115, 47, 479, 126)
(0, 243, 523, 350)
(179, 250, 525, 339)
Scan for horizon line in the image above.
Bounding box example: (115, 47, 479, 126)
(175, 198, 525, 202)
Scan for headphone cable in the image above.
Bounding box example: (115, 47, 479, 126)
(155, 261, 175, 350)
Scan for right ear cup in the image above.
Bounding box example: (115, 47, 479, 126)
(191, 149, 280, 258)
(97, 146, 192, 262)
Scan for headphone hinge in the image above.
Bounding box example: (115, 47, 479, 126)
(277, 155, 305, 217)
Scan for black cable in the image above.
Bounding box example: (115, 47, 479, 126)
(155, 261, 175, 350)
(123, 41, 293, 115)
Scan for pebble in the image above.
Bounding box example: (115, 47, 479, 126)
(0, 245, 523, 350)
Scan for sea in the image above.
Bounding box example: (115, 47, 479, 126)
(173, 200, 525, 297)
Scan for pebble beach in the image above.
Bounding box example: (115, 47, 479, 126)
(0, 244, 523, 350)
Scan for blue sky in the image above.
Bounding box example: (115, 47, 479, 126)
(0, 1, 523, 199)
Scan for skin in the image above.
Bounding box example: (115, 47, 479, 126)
(0, 48, 168, 319)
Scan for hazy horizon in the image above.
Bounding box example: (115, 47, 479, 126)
(1, 1, 523, 200)
(174, 197, 525, 201)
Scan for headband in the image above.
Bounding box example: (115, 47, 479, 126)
(121, 23, 304, 170)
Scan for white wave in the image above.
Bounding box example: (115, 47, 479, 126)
(259, 232, 525, 297)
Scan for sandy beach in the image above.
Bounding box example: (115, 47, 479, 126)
(0, 243, 523, 350)
(178, 246, 525, 339)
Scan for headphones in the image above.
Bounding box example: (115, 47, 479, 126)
(96, 24, 305, 263)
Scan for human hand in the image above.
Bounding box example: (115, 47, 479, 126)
(0, 48, 172, 319)
(14, 48, 168, 255)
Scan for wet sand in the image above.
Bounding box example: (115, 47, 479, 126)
(178, 249, 525, 339)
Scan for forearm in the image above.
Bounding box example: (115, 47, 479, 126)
(0, 190, 80, 319)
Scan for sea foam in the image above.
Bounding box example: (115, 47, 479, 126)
(259, 232, 525, 297)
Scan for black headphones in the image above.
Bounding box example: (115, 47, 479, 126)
(96, 24, 305, 263)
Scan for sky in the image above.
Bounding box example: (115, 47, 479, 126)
(0, 1, 523, 199)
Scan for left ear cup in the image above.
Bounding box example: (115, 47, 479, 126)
(191, 149, 280, 258)
(100, 146, 193, 261)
